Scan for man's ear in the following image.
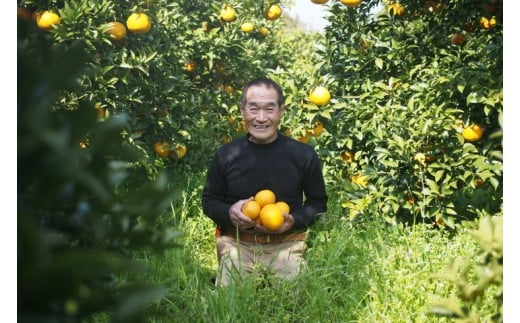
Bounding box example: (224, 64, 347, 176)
(279, 104, 285, 114)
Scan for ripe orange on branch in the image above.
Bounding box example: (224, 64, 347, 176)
(241, 22, 254, 33)
(340, 151, 354, 162)
(126, 13, 151, 34)
(311, 0, 330, 4)
(154, 142, 170, 157)
(170, 144, 187, 159)
(264, 4, 282, 21)
(340, 0, 362, 7)
(220, 4, 237, 22)
(35, 10, 61, 30)
(351, 174, 368, 186)
(309, 86, 331, 106)
(313, 121, 324, 136)
(258, 27, 269, 37)
(105, 22, 127, 41)
(461, 124, 484, 142)
(388, 3, 405, 17)
(450, 33, 467, 46)
(479, 16, 496, 29)
(183, 60, 197, 73)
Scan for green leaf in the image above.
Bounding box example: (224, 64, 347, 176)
(375, 58, 384, 70)
(434, 170, 444, 182)
(428, 299, 465, 318)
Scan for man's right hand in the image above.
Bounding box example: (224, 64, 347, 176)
(229, 197, 256, 230)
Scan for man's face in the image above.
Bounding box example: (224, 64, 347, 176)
(240, 85, 284, 144)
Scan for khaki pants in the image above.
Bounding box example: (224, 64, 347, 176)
(215, 235, 307, 286)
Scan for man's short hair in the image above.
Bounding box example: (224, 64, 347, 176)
(240, 78, 285, 107)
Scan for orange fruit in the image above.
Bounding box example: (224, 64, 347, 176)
(275, 201, 290, 214)
(461, 124, 484, 142)
(297, 135, 309, 143)
(258, 27, 269, 37)
(176, 144, 187, 158)
(96, 107, 106, 119)
(259, 204, 284, 231)
(154, 142, 170, 157)
(255, 189, 276, 207)
(183, 60, 197, 73)
(351, 174, 368, 187)
(450, 33, 467, 46)
(475, 178, 485, 187)
(126, 12, 151, 34)
(309, 86, 331, 106)
(201, 21, 210, 32)
(340, 0, 362, 7)
(240, 22, 254, 33)
(79, 140, 89, 149)
(311, 0, 329, 4)
(224, 85, 234, 94)
(105, 22, 127, 41)
(313, 121, 324, 136)
(388, 3, 405, 17)
(220, 4, 236, 22)
(36, 10, 61, 30)
(170, 144, 187, 159)
(480, 17, 490, 29)
(479, 16, 496, 29)
(489, 17, 497, 28)
(340, 151, 354, 162)
(242, 200, 261, 220)
(219, 134, 231, 144)
(236, 120, 247, 133)
(264, 4, 282, 21)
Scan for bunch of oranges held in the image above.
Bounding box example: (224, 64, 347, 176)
(241, 189, 289, 231)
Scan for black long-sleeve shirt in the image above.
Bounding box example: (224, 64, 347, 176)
(202, 132, 328, 231)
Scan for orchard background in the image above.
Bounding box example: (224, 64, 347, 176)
(18, 0, 503, 322)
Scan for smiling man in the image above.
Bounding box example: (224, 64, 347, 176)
(201, 77, 328, 286)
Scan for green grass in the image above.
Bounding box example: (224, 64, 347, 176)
(118, 185, 499, 323)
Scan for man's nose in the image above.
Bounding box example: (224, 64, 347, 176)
(256, 109, 268, 121)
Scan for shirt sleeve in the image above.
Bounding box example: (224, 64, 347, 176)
(201, 152, 234, 228)
(291, 150, 328, 230)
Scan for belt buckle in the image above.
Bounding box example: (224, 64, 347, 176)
(254, 233, 271, 244)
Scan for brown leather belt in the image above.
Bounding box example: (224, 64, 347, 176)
(219, 229, 308, 244)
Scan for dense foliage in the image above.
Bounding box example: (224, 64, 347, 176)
(319, 0, 502, 227)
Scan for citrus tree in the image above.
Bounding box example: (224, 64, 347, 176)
(17, 0, 305, 320)
(311, 0, 502, 226)
(18, 0, 295, 179)
(18, 17, 182, 321)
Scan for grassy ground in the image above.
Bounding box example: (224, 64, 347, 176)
(121, 183, 500, 323)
